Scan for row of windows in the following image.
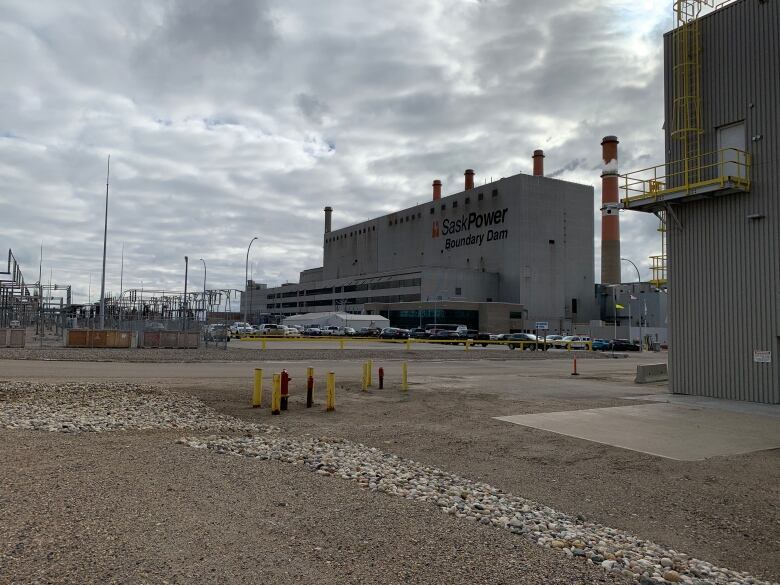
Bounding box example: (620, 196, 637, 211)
(326, 189, 503, 236)
(266, 278, 421, 299)
(266, 293, 421, 310)
(325, 225, 376, 244)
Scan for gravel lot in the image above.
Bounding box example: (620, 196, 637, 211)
(1, 355, 777, 585)
(0, 345, 604, 363)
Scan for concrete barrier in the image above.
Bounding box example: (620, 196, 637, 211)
(66, 329, 132, 348)
(635, 363, 668, 384)
(139, 331, 199, 349)
(0, 328, 23, 348)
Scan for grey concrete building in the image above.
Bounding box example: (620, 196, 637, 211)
(623, 0, 779, 403)
(243, 164, 598, 333)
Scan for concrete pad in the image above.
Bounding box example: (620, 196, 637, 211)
(623, 393, 780, 419)
(495, 403, 780, 460)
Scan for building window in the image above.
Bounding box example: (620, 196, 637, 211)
(478, 192, 484, 201)
(572, 298, 578, 314)
(509, 311, 524, 319)
(452, 201, 458, 208)
(492, 189, 498, 197)
(455, 287, 462, 295)
(441, 204, 446, 210)
(549, 239, 555, 244)
(465, 197, 470, 204)
(430, 208, 434, 214)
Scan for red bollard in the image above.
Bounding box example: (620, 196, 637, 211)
(306, 368, 314, 408)
(378, 367, 384, 389)
(281, 369, 290, 410)
(571, 358, 580, 376)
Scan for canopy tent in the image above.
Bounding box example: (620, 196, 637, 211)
(282, 311, 389, 330)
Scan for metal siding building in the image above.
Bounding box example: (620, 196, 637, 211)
(664, 0, 780, 403)
(245, 171, 597, 331)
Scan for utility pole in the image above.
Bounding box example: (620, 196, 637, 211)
(199, 258, 206, 319)
(244, 236, 258, 324)
(99, 155, 110, 330)
(183, 256, 189, 331)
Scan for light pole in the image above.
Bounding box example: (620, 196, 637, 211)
(99, 155, 110, 330)
(183, 256, 189, 330)
(244, 236, 259, 324)
(199, 258, 207, 318)
(621, 257, 642, 350)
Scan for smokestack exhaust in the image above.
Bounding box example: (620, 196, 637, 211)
(464, 169, 475, 190)
(533, 150, 545, 176)
(600, 136, 621, 284)
(324, 206, 333, 234)
(432, 179, 442, 201)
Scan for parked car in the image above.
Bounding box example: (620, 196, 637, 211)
(408, 327, 429, 339)
(320, 326, 341, 336)
(459, 329, 492, 347)
(256, 324, 285, 336)
(379, 327, 409, 340)
(204, 323, 230, 342)
(557, 335, 591, 349)
(357, 327, 382, 337)
(506, 333, 544, 350)
(591, 338, 611, 351)
(304, 327, 323, 336)
(336, 326, 357, 336)
(430, 330, 460, 342)
(542, 334, 563, 344)
(609, 339, 640, 351)
(284, 326, 302, 337)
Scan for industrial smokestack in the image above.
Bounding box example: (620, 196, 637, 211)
(464, 169, 475, 190)
(532, 150, 545, 176)
(324, 206, 333, 234)
(432, 179, 442, 201)
(600, 136, 621, 284)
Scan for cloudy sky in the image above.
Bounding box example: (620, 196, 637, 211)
(1, 0, 675, 305)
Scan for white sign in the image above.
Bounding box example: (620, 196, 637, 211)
(753, 350, 771, 364)
(535, 321, 549, 330)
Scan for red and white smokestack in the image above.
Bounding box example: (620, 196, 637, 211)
(533, 150, 545, 176)
(600, 136, 621, 284)
(324, 206, 333, 234)
(464, 169, 475, 190)
(432, 179, 442, 201)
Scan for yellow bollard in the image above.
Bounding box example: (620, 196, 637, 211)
(326, 372, 335, 411)
(261, 338, 267, 351)
(368, 358, 373, 386)
(252, 368, 263, 408)
(465, 339, 471, 351)
(401, 361, 408, 391)
(339, 338, 345, 350)
(405, 338, 412, 351)
(361, 362, 368, 391)
(272, 373, 281, 415)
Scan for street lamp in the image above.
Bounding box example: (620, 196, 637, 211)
(244, 236, 259, 324)
(183, 256, 189, 330)
(199, 258, 207, 317)
(621, 257, 642, 351)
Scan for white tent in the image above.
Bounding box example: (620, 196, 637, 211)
(282, 311, 389, 330)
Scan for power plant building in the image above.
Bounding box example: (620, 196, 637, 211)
(244, 160, 598, 333)
(622, 0, 779, 403)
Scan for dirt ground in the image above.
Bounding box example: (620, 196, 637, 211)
(1, 351, 779, 583)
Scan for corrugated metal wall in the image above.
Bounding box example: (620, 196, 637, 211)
(664, 0, 779, 403)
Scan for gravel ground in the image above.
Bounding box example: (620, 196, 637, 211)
(192, 376, 780, 583)
(0, 346, 604, 363)
(0, 381, 634, 585)
(2, 380, 778, 584)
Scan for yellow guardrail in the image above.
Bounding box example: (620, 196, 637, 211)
(238, 335, 593, 352)
(620, 147, 751, 206)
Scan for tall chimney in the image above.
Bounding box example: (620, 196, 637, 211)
(532, 150, 545, 176)
(432, 179, 442, 201)
(324, 206, 333, 234)
(600, 136, 621, 284)
(464, 169, 475, 190)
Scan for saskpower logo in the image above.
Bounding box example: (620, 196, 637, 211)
(434, 208, 509, 249)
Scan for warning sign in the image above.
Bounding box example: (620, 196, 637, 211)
(753, 350, 772, 364)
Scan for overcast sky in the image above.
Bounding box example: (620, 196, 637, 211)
(1, 0, 674, 305)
